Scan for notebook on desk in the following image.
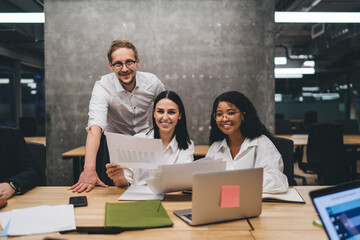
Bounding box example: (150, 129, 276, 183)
(310, 180, 360, 240)
(174, 168, 263, 226)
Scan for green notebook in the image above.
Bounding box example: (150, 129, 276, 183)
(105, 200, 173, 229)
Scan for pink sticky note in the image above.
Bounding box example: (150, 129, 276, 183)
(220, 185, 240, 208)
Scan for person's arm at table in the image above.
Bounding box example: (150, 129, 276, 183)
(69, 125, 107, 193)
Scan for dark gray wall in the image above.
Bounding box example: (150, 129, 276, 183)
(45, 0, 275, 185)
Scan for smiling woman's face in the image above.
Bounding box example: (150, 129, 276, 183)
(215, 101, 244, 137)
(154, 98, 181, 136)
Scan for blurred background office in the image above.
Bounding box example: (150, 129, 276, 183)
(0, 0, 359, 185)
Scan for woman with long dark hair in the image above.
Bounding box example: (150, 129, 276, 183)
(206, 91, 288, 193)
(106, 90, 194, 187)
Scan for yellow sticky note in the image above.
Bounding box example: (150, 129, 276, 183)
(220, 185, 240, 208)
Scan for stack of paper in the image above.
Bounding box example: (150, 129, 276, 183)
(105, 200, 173, 229)
(146, 157, 226, 194)
(0, 205, 76, 236)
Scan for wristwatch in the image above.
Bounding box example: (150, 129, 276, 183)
(7, 181, 21, 195)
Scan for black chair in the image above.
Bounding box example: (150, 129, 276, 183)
(26, 142, 46, 186)
(335, 119, 360, 135)
(299, 123, 350, 185)
(272, 137, 297, 186)
(275, 113, 284, 120)
(275, 119, 293, 134)
(95, 134, 114, 186)
(303, 111, 317, 133)
(19, 117, 37, 137)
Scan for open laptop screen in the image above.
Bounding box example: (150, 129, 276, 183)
(310, 181, 360, 240)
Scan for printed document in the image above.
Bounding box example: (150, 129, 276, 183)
(106, 132, 166, 169)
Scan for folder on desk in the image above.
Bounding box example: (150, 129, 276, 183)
(105, 200, 173, 229)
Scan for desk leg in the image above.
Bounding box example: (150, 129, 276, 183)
(72, 157, 81, 184)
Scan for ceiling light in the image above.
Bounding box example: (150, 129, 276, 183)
(275, 68, 315, 75)
(275, 74, 303, 79)
(0, 13, 45, 23)
(275, 57, 287, 65)
(302, 87, 319, 92)
(303, 61, 315, 67)
(275, 12, 360, 23)
(21, 79, 34, 84)
(0, 78, 10, 84)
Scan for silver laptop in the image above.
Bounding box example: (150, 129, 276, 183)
(174, 168, 263, 226)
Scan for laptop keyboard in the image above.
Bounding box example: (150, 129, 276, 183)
(184, 214, 192, 220)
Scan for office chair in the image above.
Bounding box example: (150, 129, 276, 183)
(303, 111, 317, 133)
(335, 119, 360, 135)
(275, 119, 293, 135)
(299, 123, 349, 185)
(272, 137, 298, 186)
(96, 134, 115, 186)
(27, 142, 46, 186)
(19, 117, 37, 137)
(275, 113, 285, 120)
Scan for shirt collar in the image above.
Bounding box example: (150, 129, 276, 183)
(164, 135, 178, 152)
(217, 137, 259, 153)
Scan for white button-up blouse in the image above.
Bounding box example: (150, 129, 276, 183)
(205, 135, 289, 193)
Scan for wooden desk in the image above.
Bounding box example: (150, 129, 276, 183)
(194, 145, 209, 157)
(24, 136, 46, 146)
(276, 134, 360, 146)
(0, 186, 327, 239)
(1, 187, 253, 239)
(250, 186, 327, 240)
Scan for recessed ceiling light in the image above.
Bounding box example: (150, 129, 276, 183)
(275, 12, 360, 23)
(0, 13, 45, 23)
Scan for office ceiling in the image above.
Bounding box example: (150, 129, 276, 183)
(275, 0, 360, 73)
(0, 0, 359, 73)
(0, 0, 44, 69)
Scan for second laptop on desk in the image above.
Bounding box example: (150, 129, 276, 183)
(174, 168, 263, 226)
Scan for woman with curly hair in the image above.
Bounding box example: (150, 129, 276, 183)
(206, 91, 288, 193)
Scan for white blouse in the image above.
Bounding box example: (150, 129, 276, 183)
(205, 135, 289, 193)
(124, 130, 194, 185)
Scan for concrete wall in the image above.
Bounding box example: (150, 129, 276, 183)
(45, 0, 275, 185)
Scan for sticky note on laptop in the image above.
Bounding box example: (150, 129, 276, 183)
(220, 185, 240, 208)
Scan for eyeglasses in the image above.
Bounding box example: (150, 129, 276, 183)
(213, 111, 241, 121)
(111, 60, 136, 70)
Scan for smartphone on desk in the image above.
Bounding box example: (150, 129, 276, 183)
(69, 196, 87, 207)
(0, 202, 7, 210)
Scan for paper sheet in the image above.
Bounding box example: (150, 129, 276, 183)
(146, 157, 226, 194)
(105, 132, 165, 169)
(118, 185, 165, 201)
(1, 205, 76, 236)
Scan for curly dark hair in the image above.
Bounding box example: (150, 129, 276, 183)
(209, 91, 272, 144)
(153, 91, 191, 150)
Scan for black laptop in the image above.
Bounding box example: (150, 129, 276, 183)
(309, 180, 360, 240)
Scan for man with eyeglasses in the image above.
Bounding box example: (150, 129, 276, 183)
(70, 39, 165, 193)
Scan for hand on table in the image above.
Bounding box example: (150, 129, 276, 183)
(0, 182, 15, 200)
(68, 170, 107, 193)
